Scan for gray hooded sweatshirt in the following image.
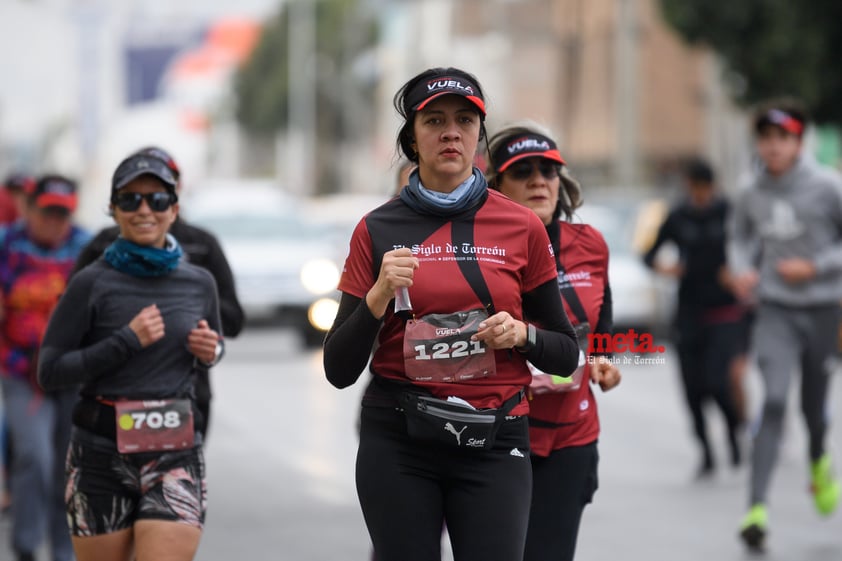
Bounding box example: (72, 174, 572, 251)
(728, 157, 842, 307)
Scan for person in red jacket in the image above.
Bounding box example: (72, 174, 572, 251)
(487, 121, 621, 561)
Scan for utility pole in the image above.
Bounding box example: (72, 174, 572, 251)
(285, 0, 316, 196)
(73, 0, 103, 165)
(615, 0, 639, 186)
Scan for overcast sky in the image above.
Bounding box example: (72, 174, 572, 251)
(0, 0, 280, 145)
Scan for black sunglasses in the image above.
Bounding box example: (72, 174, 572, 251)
(114, 192, 177, 212)
(507, 160, 560, 181)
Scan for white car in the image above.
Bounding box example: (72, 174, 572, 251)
(183, 181, 342, 346)
(575, 198, 675, 335)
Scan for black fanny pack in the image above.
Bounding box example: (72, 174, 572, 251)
(398, 388, 524, 450)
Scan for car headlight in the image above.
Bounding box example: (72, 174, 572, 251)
(308, 297, 340, 332)
(300, 258, 341, 295)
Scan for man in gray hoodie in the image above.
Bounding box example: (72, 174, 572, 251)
(729, 98, 842, 553)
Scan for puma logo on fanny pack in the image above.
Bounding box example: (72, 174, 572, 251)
(444, 422, 467, 445)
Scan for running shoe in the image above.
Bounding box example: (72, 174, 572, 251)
(739, 503, 767, 553)
(810, 453, 841, 516)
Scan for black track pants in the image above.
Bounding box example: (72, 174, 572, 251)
(523, 441, 599, 561)
(356, 406, 532, 561)
(675, 316, 743, 462)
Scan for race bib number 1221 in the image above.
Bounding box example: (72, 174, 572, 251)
(403, 308, 497, 383)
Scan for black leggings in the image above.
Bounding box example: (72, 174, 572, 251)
(675, 316, 744, 463)
(523, 442, 599, 561)
(356, 406, 532, 561)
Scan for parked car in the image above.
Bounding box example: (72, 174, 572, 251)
(575, 195, 675, 336)
(183, 181, 342, 347)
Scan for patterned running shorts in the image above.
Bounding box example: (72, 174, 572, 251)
(65, 430, 207, 536)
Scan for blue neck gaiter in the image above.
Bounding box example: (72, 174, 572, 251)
(400, 167, 488, 216)
(104, 234, 183, 277)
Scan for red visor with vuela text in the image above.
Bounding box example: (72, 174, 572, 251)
(407, 76, 486, 117)
(491, 133, 566, 172)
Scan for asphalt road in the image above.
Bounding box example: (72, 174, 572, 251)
(2, 326, 841, 560)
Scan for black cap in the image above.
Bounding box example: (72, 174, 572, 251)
(112, 154, 178, 198)
(31, 174, 78, 211)
(133, 146, 181, 181)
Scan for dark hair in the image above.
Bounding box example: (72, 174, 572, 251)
(684, 157, 714, 184)
(393, 67, 487, 163)
(752, 97, 809, 136)
(486, 121, 583, 222)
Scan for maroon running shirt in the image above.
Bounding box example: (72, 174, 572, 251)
(339, 190, 557, 414)
(528, 222, 609, 455)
